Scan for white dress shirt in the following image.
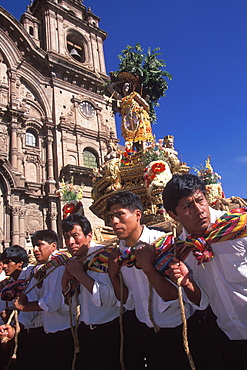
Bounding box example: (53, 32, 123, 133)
(78, 243, 120, 325)
(18, 265, 43, 329)
(20, 252, 71, 333)
(0, 266, 42, 328)
(0, 270, 6, 282)
(119, 225, 208, 328)
(183, 207, 247, 340)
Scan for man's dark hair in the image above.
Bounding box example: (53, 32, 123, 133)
(162, 174, 206, 215)
(32, 230, 59, 248)
(61, 214, 92, 236)
(0, 245, 29, 268)
(106, 191, 143, 213)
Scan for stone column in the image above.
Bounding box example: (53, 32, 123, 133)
(17, 130, 23, 174)
(19, 208, 26, 247)
(47, 136, 54, 181)
(49, 202, 58, 233)
(11, 206, 20, 245)
(97, 37, 106, 74)
(10, 123, 18, 171)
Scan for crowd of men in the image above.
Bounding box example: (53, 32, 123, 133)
(0, 174, 246, 370)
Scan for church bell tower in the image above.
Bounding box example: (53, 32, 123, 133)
(0, 0, 116, 248)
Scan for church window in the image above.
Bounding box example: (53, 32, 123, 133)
(26, 130, 37, 147)
(29, 26, 34, 36)
(83, 149, 98, 168)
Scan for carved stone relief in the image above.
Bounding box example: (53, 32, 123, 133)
(26, 203, 44, 235)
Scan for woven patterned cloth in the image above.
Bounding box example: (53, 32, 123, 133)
(0, 251, 71, 301)
(87, 208, 247, 274)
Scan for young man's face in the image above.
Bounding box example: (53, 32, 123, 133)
(63, 224, 92, 258)
(2, 259, 23, 276)
(33, 240, 57, 264)
(168, 190, 211, 236)
(109, 204, 142, 243)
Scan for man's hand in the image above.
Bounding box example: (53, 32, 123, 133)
(61, 269, 75, 294)
(14, 293, 28, 311)
(108, 248, 121, 279)
(134, 244, 156, 273)
(66, 258, 85, 281)
(0, 324, 15, 342)
(168, 258, 191, 287)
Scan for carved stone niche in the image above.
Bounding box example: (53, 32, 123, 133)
(0, 126, 8, 156)
(26, 203, 44, 235)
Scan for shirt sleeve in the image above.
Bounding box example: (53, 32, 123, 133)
(88, 270, 119, 307)
(182, 286, 209, 310)
(38, 266, 66, 313)
(122, 289, 135, 310)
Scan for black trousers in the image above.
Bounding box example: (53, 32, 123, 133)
(205, 306, 247, 370)
(16, 327, 46, 370)
(16, 327, 74, 370)
(131, 309, 212, 370)
(76, 312, 143, 370)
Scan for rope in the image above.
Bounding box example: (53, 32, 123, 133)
(1, 309, 20, 370)
(177, 278, 196, 370)
(69, 283, 80, 370)
(11, 310, 20, 360)
(173, 226, 196, 370)
(119, 271, 125, 370)
(147, 279, 160, 333)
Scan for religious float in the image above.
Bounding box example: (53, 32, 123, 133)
(89, 44, 246, 237)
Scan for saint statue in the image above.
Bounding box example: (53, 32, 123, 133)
(108, 72, 154, 151)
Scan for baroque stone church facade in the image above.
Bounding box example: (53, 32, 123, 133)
(0, 0, 117, 250)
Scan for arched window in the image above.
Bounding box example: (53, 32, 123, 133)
(83, 149, 98, 169)
(26, 130, 37, 147)
(67, 31, 86, 63)
(29, 26, 34, 36)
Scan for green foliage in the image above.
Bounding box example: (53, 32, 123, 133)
(142, 141, 170, 165)
(112, 44, 172, 123)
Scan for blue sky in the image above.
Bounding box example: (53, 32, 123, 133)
(1, 0, 246, 198)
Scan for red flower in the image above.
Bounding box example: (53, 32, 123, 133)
(151, 162, 166, 173)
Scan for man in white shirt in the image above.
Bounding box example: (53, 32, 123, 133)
(61, 213, 136, 370)
(0, 245, 29, 368)
(163, 173, 247, 369)
(106, 191, 208, 369)
(12, 230, 74, 370)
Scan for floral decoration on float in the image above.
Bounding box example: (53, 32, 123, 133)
(193, 156, 224, 206)
(56, 177, 84, 219)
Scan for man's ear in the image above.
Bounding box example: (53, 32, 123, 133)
(86, 232, 92, 243)
(17, 261, 24, 269)
(167, 210, 179, 222)
(135, 209, 142, 221)
(51, 242, 57, 251)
